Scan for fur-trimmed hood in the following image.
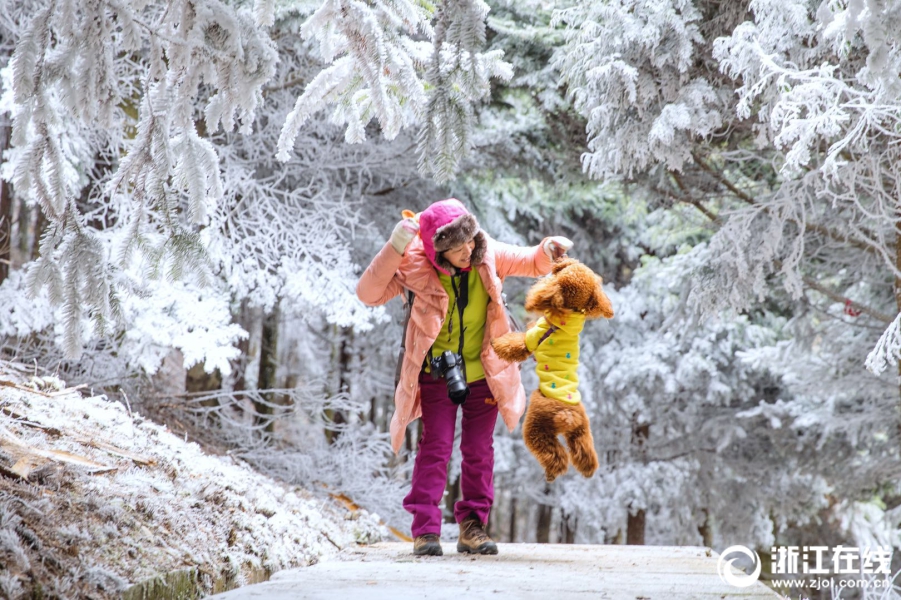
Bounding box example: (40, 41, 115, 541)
(419, 198, 487, 275)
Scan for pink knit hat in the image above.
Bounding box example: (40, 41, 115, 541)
(419, 198, 486, 275)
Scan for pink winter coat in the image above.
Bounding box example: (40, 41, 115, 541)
(357, 234, 556, 453)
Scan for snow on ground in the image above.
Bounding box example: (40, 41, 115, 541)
(0, 361, 387, 599)
(210, 543, 783, 600)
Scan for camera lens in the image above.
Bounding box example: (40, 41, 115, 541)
(442, 352, 470, 405)
(430, 351, 470, 404)
(446, 371, 469, 404)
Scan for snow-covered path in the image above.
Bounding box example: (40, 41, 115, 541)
(209, 542, 780, 599)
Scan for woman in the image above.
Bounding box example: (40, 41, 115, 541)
(356, 198, 571, 556)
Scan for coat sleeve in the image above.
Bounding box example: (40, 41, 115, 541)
(356, 242, 406, 307)
(493, 237, 555, 279)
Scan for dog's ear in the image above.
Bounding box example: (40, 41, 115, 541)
(524, 276, 565, 313)
(583, 275, 614, 319)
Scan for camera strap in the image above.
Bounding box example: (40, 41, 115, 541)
(447, 271, 468, 336)
(449, 272, 468, 380)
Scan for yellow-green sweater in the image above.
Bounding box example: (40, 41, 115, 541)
(425, 270, 489, 383)
(524, 312, 585, 405)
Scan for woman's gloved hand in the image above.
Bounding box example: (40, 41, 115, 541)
(543, 236, 573, 260)
(390, 218, 420, 255)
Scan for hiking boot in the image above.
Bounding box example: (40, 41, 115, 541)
(413, 533, 443, 556)
(457, 514, 498, 555)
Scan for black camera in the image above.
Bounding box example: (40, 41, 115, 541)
(430, 350, 470, 405)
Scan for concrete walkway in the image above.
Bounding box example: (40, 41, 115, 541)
(209, 542, 781, 599)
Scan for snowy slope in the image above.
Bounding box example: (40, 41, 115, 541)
(0, 361, 386, 599)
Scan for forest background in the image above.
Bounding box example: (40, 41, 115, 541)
(2, 0, 901, 587)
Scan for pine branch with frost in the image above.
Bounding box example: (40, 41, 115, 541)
(8, 4, 47, 105)
(543, 0, 901, 386)
(171, 129, 222, 225)
(866, 313, 901, 377)
(713, 0, 901, 182)
(108, 80, 171, 206)
(23, 221, 121, 357)
(278, 0, 510, 183)
(417, 0, 512, 182)
(210, 148, 379, 326)
(164, 1, 253, 129)
(276, 57, 358, 158)
(253, 0, 276, 27)
(106, 80, 217, 287)
(276, 0, 433, 158)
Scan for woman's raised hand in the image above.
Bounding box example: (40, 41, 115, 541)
(543, 236, 573, 260)
(390, 217, 420, 255)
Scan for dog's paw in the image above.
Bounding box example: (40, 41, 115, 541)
(544, 457, 569, 482)
(491, 332, 531, 362)
(570, 443, 598, 478)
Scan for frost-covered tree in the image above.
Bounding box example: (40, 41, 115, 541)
(0, 0, 418, 364)
(3, 0, 279, 355)
(710, 0, 901, 377)
(554, 0, 901, 381)
(0, 0, 433, 531)
(548, 0, 901, 553)
(1, 0, 515, 355)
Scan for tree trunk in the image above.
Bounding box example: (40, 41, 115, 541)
(226, 302, 263, 425)
(628, 416, 650, 545)
(405, 421, 420, 457)
(0, 117, 11, 286)
(325, 327, 351, 444)
(535, 484, 553, 543)
(561, 513, 576, 544)
(237, 303, 264, 393)
(186, 363, 222, 395)
(338, 328, 352, 395)
(626, 510, 646, 545)
(508, 496, 517, 543)
(698, 509, 714, 548)
(14, 200, 29, 268)
(536, 504, 552, 543)
(896, 228, 901, 440)
(254, 304, 280, 432)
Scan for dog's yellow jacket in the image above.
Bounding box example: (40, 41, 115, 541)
(525, 312, 585, 405)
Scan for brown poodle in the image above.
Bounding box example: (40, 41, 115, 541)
(492, 258, 614, 482)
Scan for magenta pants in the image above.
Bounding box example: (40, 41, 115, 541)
(403, 373, 499, 538)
